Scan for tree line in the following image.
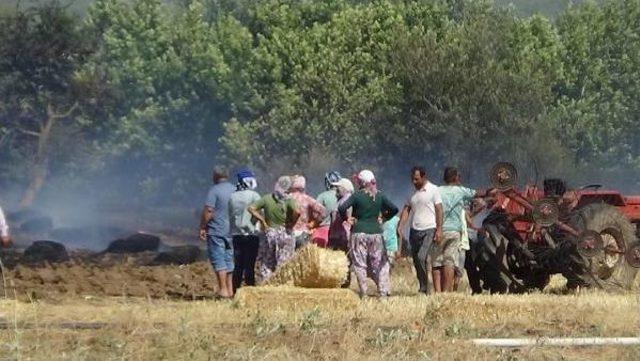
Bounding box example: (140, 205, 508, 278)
(1, 0, 639, 206)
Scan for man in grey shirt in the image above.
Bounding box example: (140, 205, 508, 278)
(228, 169, 261, 291)
(199, 166, 236, 298)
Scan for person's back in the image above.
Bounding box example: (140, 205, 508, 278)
(229, 189, 261, 236)
(206, 181, 236, 237)
(338, 170, 398, 298)
(439, 185, 475, 233)
(431, 167, 476, 293)
(290, 192, 325, 231)
(316, 189, 338, 226)
(200, 166, 237, 298)
(348, 190, 394, 234)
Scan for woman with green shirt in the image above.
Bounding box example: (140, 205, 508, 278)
(248, 176, 300, 281)
(338, 170, 399, 298)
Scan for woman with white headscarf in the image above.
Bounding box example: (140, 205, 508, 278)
(338, 170, 398, 298)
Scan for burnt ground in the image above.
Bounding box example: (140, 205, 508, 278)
(0, 249, 218, 301)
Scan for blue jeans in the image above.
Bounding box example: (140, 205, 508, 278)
(207, 235, 234, 272)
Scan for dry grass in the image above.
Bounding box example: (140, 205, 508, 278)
(235, 286, 359, 310)
(0, 259, 639, 360)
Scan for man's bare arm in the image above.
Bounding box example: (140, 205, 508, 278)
(396, 205, 410, 253)
(434, 203, 444, 244)
(465, 211, 479, 231)
(199, 206, 214, 241)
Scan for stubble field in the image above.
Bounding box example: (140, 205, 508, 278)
(0, 257, 639, 360)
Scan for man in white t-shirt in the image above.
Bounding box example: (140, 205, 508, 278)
(397, 166, 443, 294)
(0, 205, 11, 247)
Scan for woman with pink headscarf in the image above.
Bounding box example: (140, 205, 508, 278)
(338, 170, 398, 298)
(289, 175, 327, 248)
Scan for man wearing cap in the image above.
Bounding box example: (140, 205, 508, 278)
(313, 171, 342, 247)
(397, 166, 443, 294)
(248, 176, 300, 281)
(289, 175, 326, 249)
(338, 170, 398, 298)
(199, 166, 236, 298)
(229, 169, 261, 291)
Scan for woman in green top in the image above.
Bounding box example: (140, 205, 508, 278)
(248, 176, 300, 281)
(338, 170, 398, 298)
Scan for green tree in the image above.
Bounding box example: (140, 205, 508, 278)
(80, 0, 238, 201)
(219, 0, 414, 169)
(0, 2, 92, 206)
(552, 0, 640, 186)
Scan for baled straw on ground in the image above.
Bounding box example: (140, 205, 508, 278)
(234, 285, 359, 309)
(266, 244, 349, 288)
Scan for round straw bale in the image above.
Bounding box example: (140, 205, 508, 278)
(266, 244, 349, 288)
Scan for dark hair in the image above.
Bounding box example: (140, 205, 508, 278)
(443, 167, 459, 184)
(411, 166, 426, 177)
(213, 165, 229, 179)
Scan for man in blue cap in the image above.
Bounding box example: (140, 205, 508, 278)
(228, 169, 261, 291)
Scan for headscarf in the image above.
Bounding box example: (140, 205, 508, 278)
(236, 169, 258, 191)
(273, 175, 292, 202)
(324, 171, 341, 190)
(332, 178, 354, 200)
(358, 169, 378, 197)
(291, 175, 306, 192)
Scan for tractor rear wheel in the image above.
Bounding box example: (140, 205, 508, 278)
(571, 203, 639, 290)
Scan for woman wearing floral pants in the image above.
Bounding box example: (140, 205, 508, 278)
(338, 170, 398, 298)
(248, 176, 300, 282)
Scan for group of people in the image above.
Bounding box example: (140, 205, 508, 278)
(199, 165, 491, 299)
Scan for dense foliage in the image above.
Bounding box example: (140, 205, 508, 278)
(1, 0, 639, 205)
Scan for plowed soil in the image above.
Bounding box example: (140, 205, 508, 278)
(0, 251, 218, 301)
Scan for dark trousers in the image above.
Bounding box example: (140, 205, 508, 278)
(232, 235, 259, 290)
(409, 228, 435, 293)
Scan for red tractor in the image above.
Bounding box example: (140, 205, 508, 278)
(469, 163, 640, 293)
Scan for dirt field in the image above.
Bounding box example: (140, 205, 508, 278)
(0, 254, 639, 360)
(0, 250, 217, 301)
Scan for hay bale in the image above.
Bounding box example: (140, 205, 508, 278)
(267, 244, 349, 288)
(104, 233, 160, 253)
(21, 240, 69, 264)
(235, 286, 359, 309)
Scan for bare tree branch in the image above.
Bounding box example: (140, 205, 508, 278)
(47, 102, 79, 120)
(16, 128, 41, 137)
